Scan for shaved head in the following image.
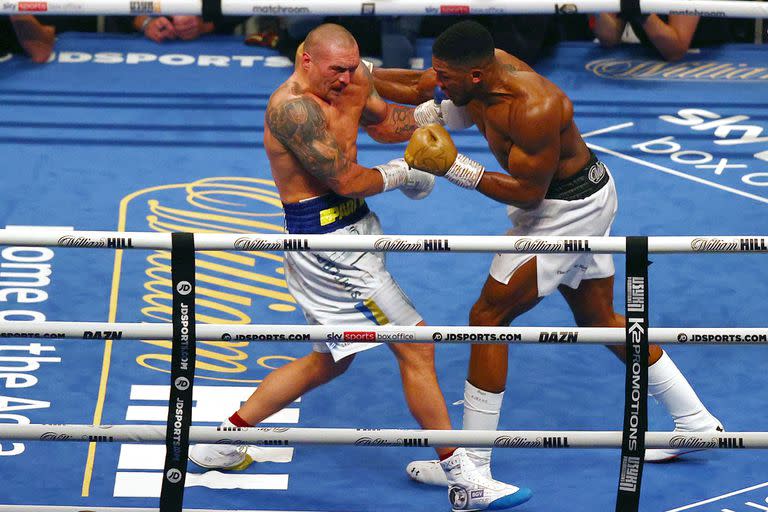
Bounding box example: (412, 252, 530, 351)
(304, 23, 358, 57)
(298, 23, 360, 101)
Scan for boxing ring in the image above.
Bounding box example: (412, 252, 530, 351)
(1, 0, 768, 511)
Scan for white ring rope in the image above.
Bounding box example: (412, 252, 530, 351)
(0, 508, 266, 512)
(0, 424, 765, 449)
(0, 0, 766, 18)
(0, 508, 254, 512)
(0, 230, 763, 498)
(0, 321, 766, 344)
(0, 229, 767, 254)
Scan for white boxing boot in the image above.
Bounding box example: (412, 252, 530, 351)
(189, 417, 254, 471)
(407, 381, 503, 486)
(407, 458, 449, 486)
(645, 411, 724, 462)
(645, 351, 724, 462)
(441, 448, 532, 511)
(189, 443, 253, 470)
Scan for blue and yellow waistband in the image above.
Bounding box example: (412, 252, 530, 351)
(283, 192, 370, 234)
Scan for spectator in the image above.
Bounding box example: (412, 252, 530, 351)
(116, 15, 245, 43)
(135, 16, 210, 43)
(593, 13, 741, 61)
(380, 16, 421, 68)
(0, 15, 55, 63)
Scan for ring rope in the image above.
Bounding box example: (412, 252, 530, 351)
(0, 230, 762, 508)
(0, 229, 767, 254)
(0, 507, 260, 512)
(0, 322, 766, 344)
(0, 0, 765, 18)
(0, 424, 764, 449)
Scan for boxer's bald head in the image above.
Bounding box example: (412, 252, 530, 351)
(299, 24, 360, 100)
(304, 23, 357, 56)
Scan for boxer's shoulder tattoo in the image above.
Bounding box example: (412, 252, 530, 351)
(267, 97, 346, 183)
(503, 64, 518, 73)
(288, 81, 304, 95)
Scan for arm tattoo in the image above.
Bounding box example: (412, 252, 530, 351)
(502, 63, 518, 73)
(389, 104, 418, 136)
(266, 97, 347, 185)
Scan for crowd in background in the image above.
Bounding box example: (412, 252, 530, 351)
(1, 11, 764, 67)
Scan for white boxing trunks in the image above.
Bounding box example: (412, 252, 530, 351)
(282, 192, 422, 361)
(490, 152, 618, 297)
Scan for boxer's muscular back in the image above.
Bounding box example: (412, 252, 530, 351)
(264, 70, 369, 204)
(470, 50, 590, 182)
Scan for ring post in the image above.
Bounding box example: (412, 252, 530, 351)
(160, 233, 197, 512)
(616, 236, 649, 512)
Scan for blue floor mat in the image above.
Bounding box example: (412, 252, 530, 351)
(0, 33, 766, 512)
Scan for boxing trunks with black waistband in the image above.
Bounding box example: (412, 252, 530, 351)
(489, 151, 618, 296)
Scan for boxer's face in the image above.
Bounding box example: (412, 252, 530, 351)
(432, 57, 476, 106)
(306, 42, 360, 100)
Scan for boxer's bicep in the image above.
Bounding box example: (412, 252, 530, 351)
(473, 103, 562, 207)
(266, 97, 347, 187)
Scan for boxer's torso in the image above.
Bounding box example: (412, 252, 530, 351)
(265, 69, 369, 204)
(469, 50, 591, 182)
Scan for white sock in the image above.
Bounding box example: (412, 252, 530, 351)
(462, 380, 504, 465)
(648, 351, 713, 430)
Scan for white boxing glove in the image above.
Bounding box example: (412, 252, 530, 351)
(361, 58, 375, 73)
(374, 158, 435, 200)
(413, 99, 474, 131)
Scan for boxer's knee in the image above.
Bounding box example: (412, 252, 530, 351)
(470, 296, 506, 326)
(308, 351, 354, 384)
(390, 342, 436, 374)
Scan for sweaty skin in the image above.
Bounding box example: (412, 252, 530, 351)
(441, 50, 591, 209)
(377, 49, 591, 210)
(376, 47, 663, 392)
(258, 25, 456, 461)
(265, 35, 418, 204)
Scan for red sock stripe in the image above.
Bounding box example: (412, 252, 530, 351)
(229, 411, 252, 427)
(439, 449, 456, 461)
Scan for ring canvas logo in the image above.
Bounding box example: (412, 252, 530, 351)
(584, 107, 768, 204)
(586, 59, 768, 82)
(115, 177, 299, 382)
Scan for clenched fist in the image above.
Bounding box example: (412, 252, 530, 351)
(404, 124, 458, 176)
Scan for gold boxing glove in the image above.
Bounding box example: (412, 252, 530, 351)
(405, 124, 485, 188)
(404, 124, 458, 176)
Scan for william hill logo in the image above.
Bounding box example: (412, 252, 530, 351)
(58, 236, 133, 248)
(586, 58, 768, 82)
(514, 238, 591, 253)
(373, 238, 451, 252)
(234, 237, 310, 251)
